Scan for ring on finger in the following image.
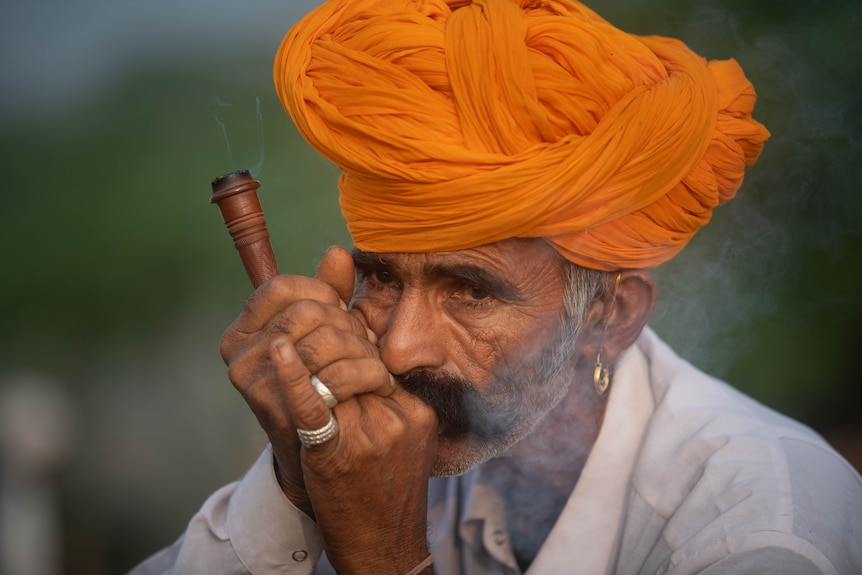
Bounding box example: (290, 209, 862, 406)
(311, 375, 338, 408)
(296, 412, 339, 448)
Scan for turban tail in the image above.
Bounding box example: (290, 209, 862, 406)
(274, 0, 770, 270)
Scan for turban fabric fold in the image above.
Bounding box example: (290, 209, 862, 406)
(274, 0, 770, 270)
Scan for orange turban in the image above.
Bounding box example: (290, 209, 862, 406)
(274, 0, 769, 270)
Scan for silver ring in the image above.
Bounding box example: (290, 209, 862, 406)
(296, 412, 338, 448)
(311, 375, 338, 408)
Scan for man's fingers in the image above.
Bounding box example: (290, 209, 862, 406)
(295, 325, 379, 372)
(315, 246, 355, 306)
(234, 275, 343, 336)
(350, 309, 379, 345)
(267, 299, 369, 343)
(316, 358, 398, 401)
(270, 339, 332, 434)
(222, 298, 367, 369)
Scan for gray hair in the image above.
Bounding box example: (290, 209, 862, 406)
(540, 262, 610, 379)
(562, 262, 611, 333)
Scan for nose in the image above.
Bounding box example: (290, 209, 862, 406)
(377, 289, 446, 376)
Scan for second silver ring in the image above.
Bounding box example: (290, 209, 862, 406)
(311, 375, 338, 409)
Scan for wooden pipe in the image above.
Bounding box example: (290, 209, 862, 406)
(210, 170, 279, 288)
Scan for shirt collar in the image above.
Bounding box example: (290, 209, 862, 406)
(528, 332, 656, 573)
(429, 330, 657, 574)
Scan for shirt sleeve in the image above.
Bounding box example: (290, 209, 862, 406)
(687, 533, 838, 575)
(127, 446, 324, 575)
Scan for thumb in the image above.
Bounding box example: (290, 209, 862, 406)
(315, 245, 355, 305)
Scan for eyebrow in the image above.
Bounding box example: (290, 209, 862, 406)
(352, 249, 524, 302)
(352, 249, 390, 273)
(428, 262, 524, 302)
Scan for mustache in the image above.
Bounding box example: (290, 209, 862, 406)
(397, 368, 520, 440)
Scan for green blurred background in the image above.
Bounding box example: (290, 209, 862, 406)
(0, 0, 859, 573)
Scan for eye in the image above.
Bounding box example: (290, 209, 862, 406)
(358, 268, 400, 292)
(466, 285, 491, 301)
(372, 270, 397, 286)
(449, 282, 495, 308)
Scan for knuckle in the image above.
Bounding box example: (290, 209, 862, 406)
(256, 275, 296, 304)
(264, 299, 326, 340)
(363, 358, 391, 384)
(219, 324, 245, 365)
(226, 347, 272, 391)
(366, 408, 408, 447)
(315, 357, 361, 385)
(361, 337, 381, 359)
(240, 292, 259, 317)
(294, 340, 320, 370)
(240, 278, 280, 318)
(219, 336, 232, 367)
(291, 299, 327, 325)
(348, 311, 369, 336)
(316, 361, 349, 388)
(226, 356, 252, 390)
(242, 377, 267, 407)
(266, 313, 297, 338)
(246, 381, 292, 432)
(315, 323, 346, 344)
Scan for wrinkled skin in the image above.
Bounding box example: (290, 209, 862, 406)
(220, 239, 655, 572)
(350, 241, 585, 477)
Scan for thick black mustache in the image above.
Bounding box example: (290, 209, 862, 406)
(397, 368, 519, 440)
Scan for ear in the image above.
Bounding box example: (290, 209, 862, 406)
(576, 269, 656, 367)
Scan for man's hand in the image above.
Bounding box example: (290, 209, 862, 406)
(271, 338, 437, 574)
(220, 246, 438, 573)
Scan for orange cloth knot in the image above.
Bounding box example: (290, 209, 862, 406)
(274, 0, 769, 270)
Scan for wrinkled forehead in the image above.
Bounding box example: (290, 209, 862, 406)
(352, 237, 564, 270)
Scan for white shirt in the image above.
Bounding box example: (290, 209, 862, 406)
(129, 328, 862, 574)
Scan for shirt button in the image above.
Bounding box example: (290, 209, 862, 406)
(292, 550, 309, 562)
(493, 529, 506, 546)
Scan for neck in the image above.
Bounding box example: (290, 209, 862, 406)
(486, 372, 608, 570)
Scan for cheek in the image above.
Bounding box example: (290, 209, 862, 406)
(450, 334, 504, 383)
(447, 318, 554, 389)
(475, 311, 562, 367)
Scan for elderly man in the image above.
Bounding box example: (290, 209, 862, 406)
(132, 0, 862, 573)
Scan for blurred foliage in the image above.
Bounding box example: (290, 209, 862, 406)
(0, 0, 859, 573)
(641, 0, 862, 427)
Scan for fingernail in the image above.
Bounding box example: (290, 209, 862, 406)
(274, 339, 295, 362)
(366, 327, 379, 345)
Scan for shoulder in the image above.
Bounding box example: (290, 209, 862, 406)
(621, 328, 862, 574)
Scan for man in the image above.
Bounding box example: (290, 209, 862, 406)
(132, 0, 862, 573)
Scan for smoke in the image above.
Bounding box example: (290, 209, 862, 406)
(648, 0, 862, 387)
(212, 96, 266, 176)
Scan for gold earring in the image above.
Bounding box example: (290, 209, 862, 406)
(594, 273, 622, 396)
(594, 350, 610, 395)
